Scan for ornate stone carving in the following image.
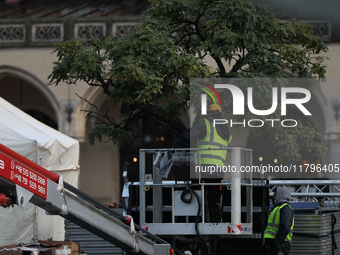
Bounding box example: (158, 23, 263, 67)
(112, 22, 136, 38)
(32, 23, 63, 42)
(305, 21, 331, 39)
(0, 24, 25, 43)
(75, 23, 106, 40)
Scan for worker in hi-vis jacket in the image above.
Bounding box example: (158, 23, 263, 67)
(263, 187, 295, 255)
(172, 103, 232, 223)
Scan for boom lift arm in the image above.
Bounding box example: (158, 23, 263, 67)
(0, 143, 183, 255)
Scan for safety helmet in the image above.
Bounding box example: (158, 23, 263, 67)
(209, 104, 222, 114)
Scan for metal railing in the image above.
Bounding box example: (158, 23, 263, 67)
(269, 180, 340, 203)
(137, 147, 253, 236)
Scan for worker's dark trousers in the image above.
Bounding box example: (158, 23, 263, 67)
(263, 240, 289, 255)
(265, 246, 286, 255)
(205, 179, 222, 222)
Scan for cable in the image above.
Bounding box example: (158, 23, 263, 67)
(181, 188, 210, 255)
(180, 188, 193, 203)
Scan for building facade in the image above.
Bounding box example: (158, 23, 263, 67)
(0, 0, 339, 203)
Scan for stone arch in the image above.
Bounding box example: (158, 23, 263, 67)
(74, 86, 106, 142)
(79, 86, 106, 112)
(77, 84, 190, 201)
(76, 86, 122, 202)
(0, 65, 59, 124)
(78, 85, 191, 129)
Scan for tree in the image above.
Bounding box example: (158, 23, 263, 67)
(48, 0, 328, 162)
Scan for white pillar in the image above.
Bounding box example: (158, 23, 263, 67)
(231, 148, 241, 234)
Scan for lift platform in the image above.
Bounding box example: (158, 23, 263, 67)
(0, 143, 183, 255)
(123, 148, 254, 236)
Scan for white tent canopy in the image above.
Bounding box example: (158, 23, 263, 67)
(0, 97, 80, 246)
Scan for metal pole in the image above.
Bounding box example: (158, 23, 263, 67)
(245, 150, 253, 224)
(153, 153, 162, 223)
(140, 150, 146, 228)
(231, 148, 241, 234)
(172, 185, 175, 223)
(202, 183, 205, 223)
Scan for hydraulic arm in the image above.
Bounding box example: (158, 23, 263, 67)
(0, 143, 181, 255)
